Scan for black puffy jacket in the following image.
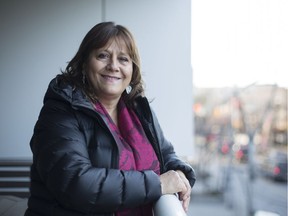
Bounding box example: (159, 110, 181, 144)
(25, 77, 196, 216)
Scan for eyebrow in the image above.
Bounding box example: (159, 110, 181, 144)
(100, 48, 130, 57)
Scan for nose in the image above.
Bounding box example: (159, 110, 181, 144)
(106, 57, 119, 72)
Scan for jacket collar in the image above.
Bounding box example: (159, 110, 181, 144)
(44, 77, 94, 111)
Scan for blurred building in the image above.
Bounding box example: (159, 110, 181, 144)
(193, 84, 287, 161)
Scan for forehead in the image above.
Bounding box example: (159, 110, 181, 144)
(101, 37, 129, 54)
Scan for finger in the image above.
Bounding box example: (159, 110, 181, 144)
(182, 185, 191, 200)
(176, 170, 191, 199)
(182, 196, 190, 212)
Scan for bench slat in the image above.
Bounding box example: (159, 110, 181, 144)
(0, 159, 32, 198)
(0, 171, 30, 178)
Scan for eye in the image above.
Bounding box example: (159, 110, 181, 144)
(119, 56, 129, 63)
(97, 52, 110, 60)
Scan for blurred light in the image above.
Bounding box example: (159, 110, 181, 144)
(273, 166, 281, 175)
(221, 144, 229, 154)
(235, 133, 249, 145)
(236, 150, 244, 160)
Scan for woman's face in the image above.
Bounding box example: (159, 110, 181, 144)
(86, 39, 133, 102)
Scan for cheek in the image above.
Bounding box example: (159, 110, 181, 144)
(87, 58, 103, 72)
(86, 67, 101, 87)
(128, 71, 133, 81)
(86, 62, 103, 79)
(126, 66, 133, 81)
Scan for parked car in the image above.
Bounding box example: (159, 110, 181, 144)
(261, 151, 287, 181)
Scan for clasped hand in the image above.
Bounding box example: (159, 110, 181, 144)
(159, 170, 191, 212)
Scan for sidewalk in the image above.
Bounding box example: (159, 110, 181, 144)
(188, 175, 233, 216)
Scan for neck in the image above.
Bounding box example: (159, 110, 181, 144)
(98, 97, 119, 126)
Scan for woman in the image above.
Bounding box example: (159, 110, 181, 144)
(25, 22, 196, 216)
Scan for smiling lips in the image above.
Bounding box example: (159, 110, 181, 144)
(101, 74, 121, 82)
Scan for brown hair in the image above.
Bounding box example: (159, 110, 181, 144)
(61, 22, 144, 105)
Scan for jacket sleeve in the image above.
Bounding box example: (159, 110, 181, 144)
(31, 100, 162, 214)
(150, 109, 196, 188)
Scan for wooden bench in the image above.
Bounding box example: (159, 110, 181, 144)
(0, 159, 32, 198)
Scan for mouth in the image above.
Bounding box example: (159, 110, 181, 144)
(101, 75, 121, 81)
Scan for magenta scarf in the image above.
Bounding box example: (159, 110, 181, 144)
(94, 99, 160, 216)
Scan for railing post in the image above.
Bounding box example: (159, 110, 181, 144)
(153, 194, 187, 216)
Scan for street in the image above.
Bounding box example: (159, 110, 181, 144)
(231, 165, 287, 216)
(252, 174, 287, 216)
(188, 163, 287, 216)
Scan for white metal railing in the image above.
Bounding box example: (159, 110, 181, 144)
(254, 211, 280, 216)
(153, 194, 187, 216)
